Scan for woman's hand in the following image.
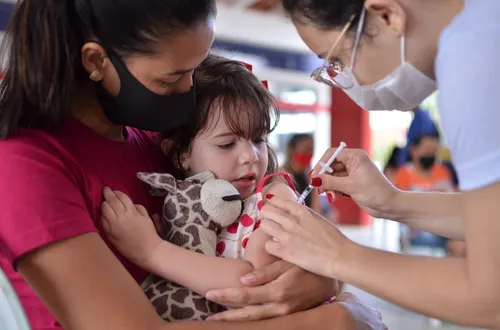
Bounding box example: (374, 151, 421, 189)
(259, 198, 352, 279)
(205, 260, 335, 321)
(101, 187, 162, 269)
(311, 148, 399, 219)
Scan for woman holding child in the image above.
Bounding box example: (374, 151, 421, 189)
(0, 0, 384, 329)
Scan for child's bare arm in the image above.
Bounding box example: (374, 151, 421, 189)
(147, 242, 254, 296)
(102, 187, 341, 299)
(243, 182, 344, 298)
(102, 189, 256, 297)
(154, 183, 304, 295)
(243, 182, 297, 269)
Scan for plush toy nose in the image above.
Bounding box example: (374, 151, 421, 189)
(222, 194, 242, 202)
(222, 194, 244, 216)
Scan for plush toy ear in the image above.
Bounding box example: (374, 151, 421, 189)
(201, 179, 242, 228)
(137, 172, 177, 195)
(186, 171, 215, 183)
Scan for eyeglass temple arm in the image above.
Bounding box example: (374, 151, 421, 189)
(314, 13, 356, 79)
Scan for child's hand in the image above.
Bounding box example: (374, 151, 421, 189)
(101, 187, 162, 269)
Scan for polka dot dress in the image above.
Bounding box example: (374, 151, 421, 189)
(217, 192, 262, 259)
(217, 172, 295, 260)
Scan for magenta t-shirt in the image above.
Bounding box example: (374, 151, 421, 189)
(0, 119, 166, 329)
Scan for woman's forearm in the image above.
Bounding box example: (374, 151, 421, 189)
(148, 241, 253, 296)
(334, 182, 500, 328)
(336, 244, 499, 328)
(385, 190, 464, 239)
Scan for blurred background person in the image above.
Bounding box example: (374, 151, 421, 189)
(282, 134, 322, 213)
(397, 107, 440, 167)
(394, 133, 454, 252)
(382, 146, 402, 184)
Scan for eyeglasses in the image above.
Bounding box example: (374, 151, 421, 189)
(311, 14, 357, 89)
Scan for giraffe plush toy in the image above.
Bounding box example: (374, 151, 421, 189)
(136, 171, 243, 322)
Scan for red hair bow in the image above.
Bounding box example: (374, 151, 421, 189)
(240, 61, 268, 90)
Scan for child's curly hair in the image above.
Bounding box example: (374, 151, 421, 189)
(163, 54, 280, 179)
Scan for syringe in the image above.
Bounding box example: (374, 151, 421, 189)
(297, 141, 347, 204)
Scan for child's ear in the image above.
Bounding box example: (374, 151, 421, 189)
(179, 152, 191, 172)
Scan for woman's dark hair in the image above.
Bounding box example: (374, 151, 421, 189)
(408, 131, 441, 162)
(384, 145, 401, 171)
(164, 54, 280, 180)
(0, 0, 216, 139)
(282, 0, 364, 30)
(410, 131, 441, 148)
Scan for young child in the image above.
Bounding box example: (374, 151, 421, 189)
(161, 55, 297, 269)
(101, 54, 338, 319)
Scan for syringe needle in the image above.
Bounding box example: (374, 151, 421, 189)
(296, 141, 347, 205)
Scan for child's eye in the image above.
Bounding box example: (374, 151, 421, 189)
(219, 142, 235, 150)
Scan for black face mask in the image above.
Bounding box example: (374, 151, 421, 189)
(418, 156, 436, 170)
(95, 52, 195, 132)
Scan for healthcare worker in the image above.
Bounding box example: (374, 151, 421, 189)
(0, 1, 384, 329)
(257, 0, 500, 328)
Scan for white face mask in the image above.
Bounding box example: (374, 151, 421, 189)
(338, 9, 437, 111)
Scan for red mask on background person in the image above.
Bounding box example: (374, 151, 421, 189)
(293, 152, 313, 167)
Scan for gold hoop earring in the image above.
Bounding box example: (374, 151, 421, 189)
(89, 70, 103, 82)
(392, 27, 398, 33)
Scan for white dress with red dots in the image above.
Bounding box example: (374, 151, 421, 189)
(216, 172, 295, 259)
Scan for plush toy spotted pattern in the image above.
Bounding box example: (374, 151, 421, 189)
(137, 171, 243, 322)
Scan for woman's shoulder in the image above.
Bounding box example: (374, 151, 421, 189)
(0, 127, 97, 267)
(0, 126, 82, 174)
(0, 128, 68, 162)
(436, 2, 500, 191)
(440, 0, 500, 43)
(437, 0, 500, 83)
(0, 127, 87, 198)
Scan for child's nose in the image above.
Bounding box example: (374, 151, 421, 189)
(241, 144, 258, 164)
